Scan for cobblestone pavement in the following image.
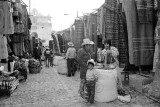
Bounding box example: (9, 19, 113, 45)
(0, 66, 160, 107)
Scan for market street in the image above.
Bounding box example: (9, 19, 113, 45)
(0, 66, 159, 107)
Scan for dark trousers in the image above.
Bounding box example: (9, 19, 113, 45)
(67, 58, 75, 76)
(50, 57, 53, 67)
(45, 56, 50, 67)
(86, 80, 96, 104)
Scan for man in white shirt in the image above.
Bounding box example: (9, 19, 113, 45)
(66, 42, 76, 77)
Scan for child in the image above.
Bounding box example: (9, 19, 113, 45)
(85, 59, 98, 104)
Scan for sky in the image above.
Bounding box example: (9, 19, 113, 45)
(23, 0, 105, 31)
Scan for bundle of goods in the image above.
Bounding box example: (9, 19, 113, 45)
(53, 56, 64, 66)
(0, 67, 19, 96)
(28, 59, 41, 74)
(14, 59, 28, 80)
(57, 58, 68, 75)
(95, 69, 118, 102)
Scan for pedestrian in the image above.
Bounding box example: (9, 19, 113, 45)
(44, 47, 51, 67)
(33, 43, 42, 65)
(66, 42, 76, 77)
(85, 59, 98, 104)
(77, 38, 94, 98)
(50, 49, 54, 67)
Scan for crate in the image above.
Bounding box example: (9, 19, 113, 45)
(129, 74, 153, 92)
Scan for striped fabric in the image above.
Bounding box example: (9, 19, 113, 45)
(104, 0, 128, 64)
(133, 0, 154, 66)
(122, 0, 138, 65)
(0, 76, 19, 95)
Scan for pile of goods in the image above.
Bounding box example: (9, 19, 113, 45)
(0, 66, 19, 96)
(95, 69, 118, 102)
(53, 56, 64, 66)
(14, 59, 28, 80)
(28, 59, 41, 74)
(57, 58, 68, 75)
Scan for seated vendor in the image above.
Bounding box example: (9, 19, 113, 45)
(101, 39, 123, 89)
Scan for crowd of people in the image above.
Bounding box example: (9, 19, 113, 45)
(32, 38, 123, 105)
(33, 43, 54, 68)
(64, 38, 123, 105)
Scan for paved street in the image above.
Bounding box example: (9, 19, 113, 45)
(0, 66, 159, 107)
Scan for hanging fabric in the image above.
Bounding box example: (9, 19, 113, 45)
(97, 6, 105, 36)
(122, 0, 137, 65)
(13, 0, 24, 33)
(0, 35, 8, 60)
(0, 1, 14, 35)
(22, 4, 29, 35)
(133, 0, 155, 66)
(10, 34, 25, 57)
(104, 0, 128, 65)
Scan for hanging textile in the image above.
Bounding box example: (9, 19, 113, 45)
(122, 0, 137, 65)
(0, 1, 14, 35)
(12, 42, 25, 57)
(104, 0, 128, 64)
(6, 35, 12, 54)
(0, 35, 8, 60)
(10, 34, 25, 57)
(49, 40, 54, 50)
(22, 5, 29, 35)
(133, 0, 155, 66)
(13, 0, 24, 33)
(97, 6, 105, 36)
(83, 15, 89, 38)
(86, 14, 91, 38)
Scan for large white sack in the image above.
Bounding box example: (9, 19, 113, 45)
(95, 69, 118, 102)
(53, 56, 64, 66)
(57, 59, 68, 75)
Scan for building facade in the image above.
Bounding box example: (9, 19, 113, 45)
(30, 8, 52, 46)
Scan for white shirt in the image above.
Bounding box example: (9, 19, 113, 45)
(66, 47, 76, 59)
(86, 69, 98, 81)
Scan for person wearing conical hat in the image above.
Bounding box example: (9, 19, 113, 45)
(66, 42, 76, 77)
(77, 38, 95, 98)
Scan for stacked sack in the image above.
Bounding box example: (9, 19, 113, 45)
(28, 59, 41, 74)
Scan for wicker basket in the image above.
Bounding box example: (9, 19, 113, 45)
(29, 67, 41, 74)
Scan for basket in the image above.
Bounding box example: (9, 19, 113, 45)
(29, 67, 41, 74)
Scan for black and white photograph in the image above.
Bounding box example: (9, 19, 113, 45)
(0, 0, 160, 107)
